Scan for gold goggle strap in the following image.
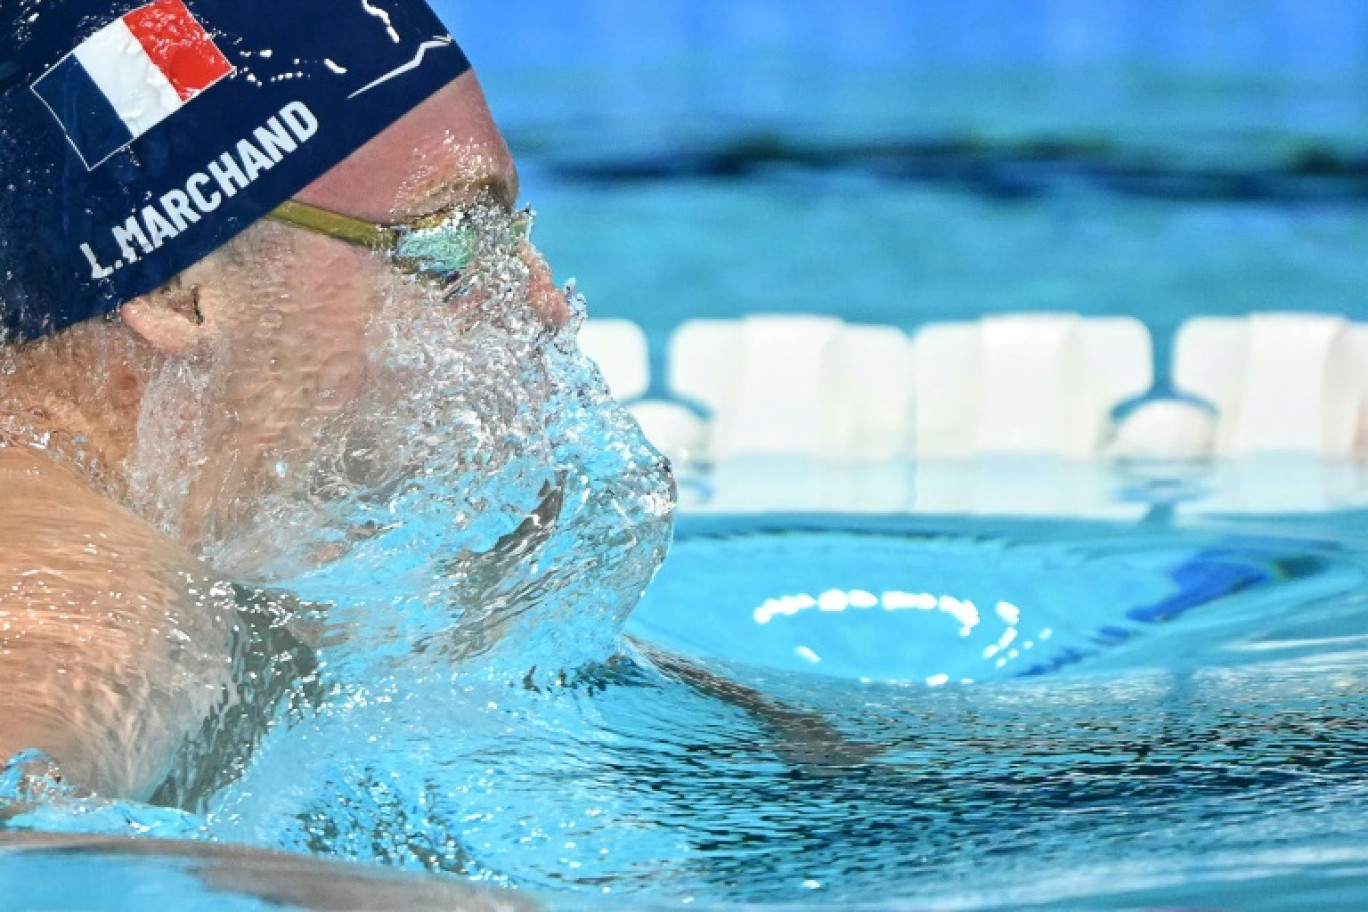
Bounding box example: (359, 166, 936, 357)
(266, 199, 401, 252)
(267, 200, 531, 266)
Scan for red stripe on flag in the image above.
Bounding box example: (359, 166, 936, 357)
(124, 0, 234, 103)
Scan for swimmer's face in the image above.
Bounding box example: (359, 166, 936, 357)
(123, 72, 565, 547)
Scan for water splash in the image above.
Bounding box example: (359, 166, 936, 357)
(118, 198, 675, 830)
(127, 198, 675, 675)
(1, 749, 211, 841)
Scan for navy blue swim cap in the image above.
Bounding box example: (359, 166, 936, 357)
(0, 0, 470, 342)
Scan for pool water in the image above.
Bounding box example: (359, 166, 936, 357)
(10, 499, 1368, 910)
(631, 516, 1363, 683)
(222, 509, 1368, 910)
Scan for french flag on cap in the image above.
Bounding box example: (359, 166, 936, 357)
(32, 0, 235, 170)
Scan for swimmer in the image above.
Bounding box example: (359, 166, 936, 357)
(0, 0, 566, 799)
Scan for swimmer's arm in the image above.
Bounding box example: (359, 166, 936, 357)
(0, 453, 233, 800)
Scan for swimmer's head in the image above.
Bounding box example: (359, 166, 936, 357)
(0, 0, 482, 342)
(0, 0, 568, 553)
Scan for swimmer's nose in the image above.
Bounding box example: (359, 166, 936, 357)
(523, 244, 569, 328)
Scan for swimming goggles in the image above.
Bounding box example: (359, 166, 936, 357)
(265, 198, 532, 282)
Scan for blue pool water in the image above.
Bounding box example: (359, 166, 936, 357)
(8, 500, 1368, 910)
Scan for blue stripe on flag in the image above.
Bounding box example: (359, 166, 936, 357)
(31, 54, 134, 168)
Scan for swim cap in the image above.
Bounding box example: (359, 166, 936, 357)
(0, 0, 470, 342)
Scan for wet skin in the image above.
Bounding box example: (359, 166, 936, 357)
(0, 71, 564, 799)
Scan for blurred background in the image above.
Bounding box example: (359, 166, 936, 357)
(429, 0, 1368, 387)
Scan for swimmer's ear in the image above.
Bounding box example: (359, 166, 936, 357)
(119, 281, 213, 359)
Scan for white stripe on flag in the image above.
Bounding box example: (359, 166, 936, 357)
(72, 17, 184, 140)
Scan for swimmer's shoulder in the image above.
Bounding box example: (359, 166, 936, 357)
(0, 447, 203, 608)
(0, 448, 232, 798)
